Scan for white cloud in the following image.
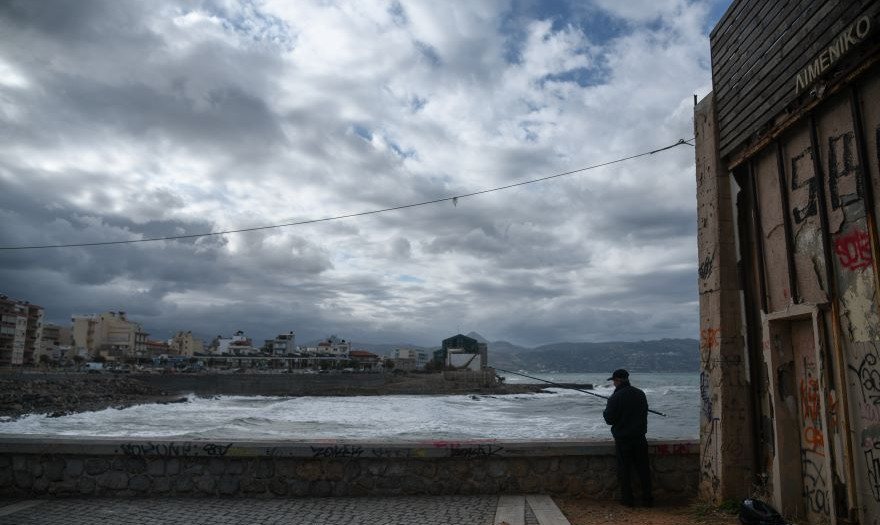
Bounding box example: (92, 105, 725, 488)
(0, 0, 729, 346)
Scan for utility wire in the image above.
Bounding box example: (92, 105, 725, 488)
(0, 138, 694, 251)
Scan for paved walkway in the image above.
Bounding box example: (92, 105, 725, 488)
(0, 495, 570, 525)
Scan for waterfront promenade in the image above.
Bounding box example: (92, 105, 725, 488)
(0, 494, 569, 525)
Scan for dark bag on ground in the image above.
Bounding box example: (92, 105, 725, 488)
(739, 498, 787, 525)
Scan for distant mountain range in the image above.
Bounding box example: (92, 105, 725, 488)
(329, 333, 700, 373)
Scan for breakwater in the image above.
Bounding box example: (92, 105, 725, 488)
(131, 370, 549, 397)
(0, 372, 551, 419)
(0, 375, 176, 419)
(0, 437, 697, 499)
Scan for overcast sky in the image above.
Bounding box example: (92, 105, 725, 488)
(0, 0, 731, 348)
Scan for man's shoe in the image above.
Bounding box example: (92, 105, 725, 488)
(620, 500, 635, 508)
(641, 500, 654, 508)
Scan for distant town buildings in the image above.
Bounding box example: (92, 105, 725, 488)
(2, 294, 491, 373)
(348, 350, 380, 370)
(0, 295, 42, 366)
(212, 331, 259, 356)
(391, 348, 429, 371)
(436, 334, 487, 371)
(317, 336, 351, 358)
(72, 311, 147, 361)
(171, 331, 204, 357)
(37, 323, 73, 363)
(144, 340, 172, 357)
(264, 331, 295, 356)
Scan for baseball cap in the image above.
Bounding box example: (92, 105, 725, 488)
(607, 369, 629, 381)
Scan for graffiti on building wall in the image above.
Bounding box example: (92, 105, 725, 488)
(699, 251, 715, 280)
(700, 371, 713, 420)
(800, 374, 825, 454)
(802, 453, 831, 515)
(849, 347, 880, 406)
(863, 401, 880, 424)
(835, 228, 872, 271)
(701, 416, 721, 493)
(791, 147, 818, 224)
(866, 437, 880, 503)
(827, 131, 861, 211)
(701, 328, 720, 351)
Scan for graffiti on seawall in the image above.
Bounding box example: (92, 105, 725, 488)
(118, 442, 233, 457)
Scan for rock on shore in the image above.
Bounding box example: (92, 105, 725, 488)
(0, 375, 181, 420)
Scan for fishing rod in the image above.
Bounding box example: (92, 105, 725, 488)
(494, 367, 667, 417)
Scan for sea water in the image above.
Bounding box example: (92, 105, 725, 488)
(0, 372, 698, 440)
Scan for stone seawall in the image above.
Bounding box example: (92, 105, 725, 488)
(0, 437, 698, 500)
(131, 371, 547, 397)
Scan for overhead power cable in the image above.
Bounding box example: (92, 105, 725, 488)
(0, 138, 694, 251)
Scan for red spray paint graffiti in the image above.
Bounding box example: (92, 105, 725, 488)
(800, 376, 825, 454)
(701, 328, 720, 351)
(835, 228, 872, 271)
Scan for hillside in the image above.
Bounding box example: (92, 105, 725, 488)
(486, 338, 699, 373)
(315, 335, 699, 373)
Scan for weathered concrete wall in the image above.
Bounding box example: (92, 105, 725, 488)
(695, 92, 754, 503)
(0, 437, 698, 499)
(696, 53, 880, 525)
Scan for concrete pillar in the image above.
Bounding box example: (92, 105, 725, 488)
(695, 93, 754, 502)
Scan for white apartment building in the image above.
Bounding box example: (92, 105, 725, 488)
(213, 331, 258, 356)
(316, 338, 350, 357)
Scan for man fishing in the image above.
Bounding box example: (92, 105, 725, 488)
(602, 369, 652, 508)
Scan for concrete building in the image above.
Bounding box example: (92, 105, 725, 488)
(213, 331, 257, 356)
(170, 331, 204, 357)
(696, 2, 880, 523)
(317, 337, 350, 357)
(435, 334, 487, 369)
(0, 295, 28, 366)
(348, 350, 380, 370)
(391, 348, 424, 370)
(37, 323, 72, 363)
(264, 331, 295, 356)
(23, 304, 43, 365)
(0, 296, 43, 366)
(72, 311, 147, 361)
(145, 340, 172, 357)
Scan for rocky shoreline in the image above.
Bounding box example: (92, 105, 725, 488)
(0, 373, 560, 420)
(0, 375, 186, 420)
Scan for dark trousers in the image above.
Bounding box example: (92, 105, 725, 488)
(614, 435, 652, 505)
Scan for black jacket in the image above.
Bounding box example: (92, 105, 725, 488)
(603, 382, 648, 439)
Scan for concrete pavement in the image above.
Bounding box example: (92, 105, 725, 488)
(0, 494, 570, 525)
